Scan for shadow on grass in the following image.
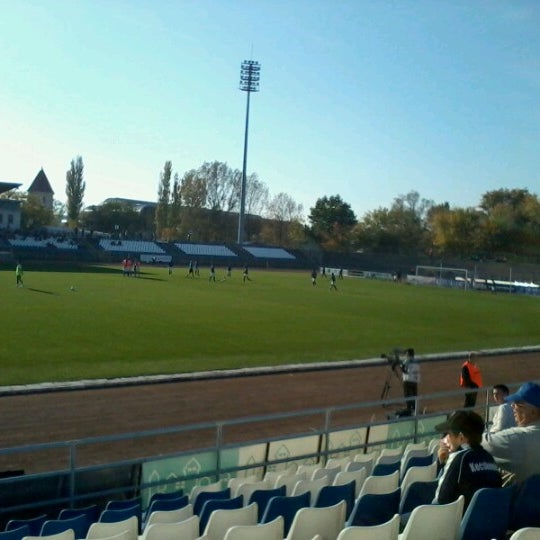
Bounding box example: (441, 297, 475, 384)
(27, 288, 58, 295)
(138, 275, 165, 282)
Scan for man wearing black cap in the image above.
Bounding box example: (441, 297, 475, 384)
(434, 410, 501, 508)
(483, 381, 540, 484)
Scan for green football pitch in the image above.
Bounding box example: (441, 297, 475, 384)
(1, 265, 538, 386)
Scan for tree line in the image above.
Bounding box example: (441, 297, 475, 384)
(4, 156, 539, 260)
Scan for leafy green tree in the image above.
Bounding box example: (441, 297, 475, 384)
(22, 196, 53, 231)
(478, 188, 540, 255)
(82, 201, 144, 236)
(427, 206, 482, 256)
(353, 207, 401, 252)
(169, 172, 182, 231)
(353, 191, 433, 254)
(308, 195, 357, 251)
(155, 161, 172, 239)
(179, 169, 207, 208)
(53, 200, 67, 226)
(65, 156, 85, 226)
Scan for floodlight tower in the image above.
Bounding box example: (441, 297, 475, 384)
(237, 60, 260, 245)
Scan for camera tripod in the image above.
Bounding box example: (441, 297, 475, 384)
(380, 364, 401, 406)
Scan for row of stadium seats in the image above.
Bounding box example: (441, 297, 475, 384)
(5, 473, 539, 540)
(98, 240, 165, 254)
(97, 240, 296, 260)
(8, 237, 78, 250)
(243, 247, 295, 260)
(175, 243, 237, 257)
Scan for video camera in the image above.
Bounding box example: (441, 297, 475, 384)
(380, 348, 407, 372)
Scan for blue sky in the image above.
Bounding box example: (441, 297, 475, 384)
(1, 0, 539, 221)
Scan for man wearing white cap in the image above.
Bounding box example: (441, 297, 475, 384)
(483, 381, 540, 484)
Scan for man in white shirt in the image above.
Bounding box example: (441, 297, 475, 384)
(401, 348, 420, 415)
(487, 384, 516, 434)
(483, 381, 540, 484)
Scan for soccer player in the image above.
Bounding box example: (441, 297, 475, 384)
(329, 272, 338, 291)
(15, 262, 24, 288)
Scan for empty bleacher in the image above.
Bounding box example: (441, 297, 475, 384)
(242, 246, 295, 260)
(175, 243, 238, 258)
(8, 237, 78, 250)
(98, 240, 165, 254)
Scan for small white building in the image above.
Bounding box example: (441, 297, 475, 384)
(0, 182, 22, 230)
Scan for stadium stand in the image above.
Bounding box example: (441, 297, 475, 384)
(8, 237, 78, 250)
(175, 243, 237, 257)
(242, 246, 295, 259)
(98, 240, 165, 254)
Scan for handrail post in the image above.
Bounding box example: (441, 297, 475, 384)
(68, 442, 77, 508)
(322, 409, 332, 464)
(215, 423, 223, 482)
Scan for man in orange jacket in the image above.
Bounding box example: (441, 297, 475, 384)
(460, 352, 483, 408)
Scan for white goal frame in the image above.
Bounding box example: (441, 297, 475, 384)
(414, 265, 470, 289)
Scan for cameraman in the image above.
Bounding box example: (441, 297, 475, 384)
(400, 348, 420, 416)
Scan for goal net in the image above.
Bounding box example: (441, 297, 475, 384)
(413, 265, 470, 289)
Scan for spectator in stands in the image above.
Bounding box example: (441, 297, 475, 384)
(311, 268, 317, 286)
(483, 382, 540, 484)
(434, 410, 501, 509)
(460, 351, 483, 408)
(15, 262, 23, 288)
(486, 384, 516, 434)
(399, 348, 420, 416)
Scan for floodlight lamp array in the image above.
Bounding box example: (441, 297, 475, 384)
(239, 60, 261, 92)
